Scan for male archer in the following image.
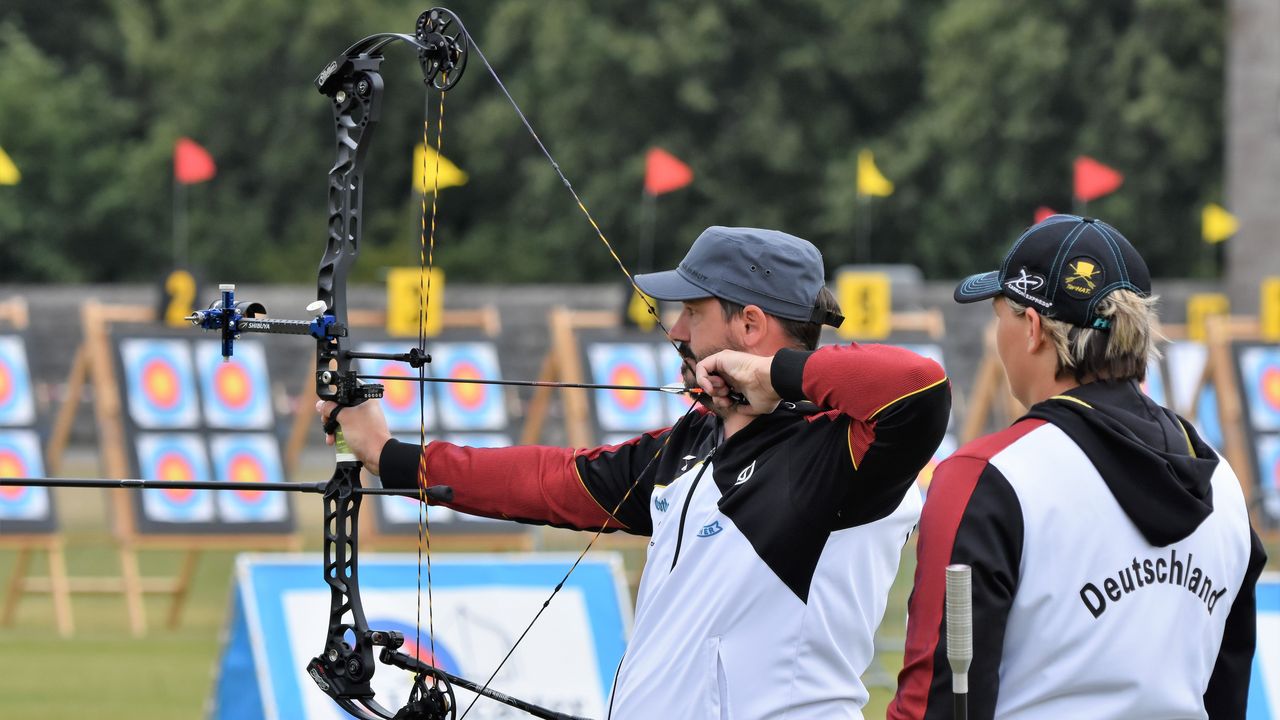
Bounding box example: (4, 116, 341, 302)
(323, 225, 951, 719)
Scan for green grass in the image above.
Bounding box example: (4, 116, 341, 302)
(1, 494, 1274, 719)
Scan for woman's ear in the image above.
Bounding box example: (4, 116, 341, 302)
(1024, 307, 1046, 353)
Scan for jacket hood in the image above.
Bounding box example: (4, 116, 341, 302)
(1023, 380, 1218, 547)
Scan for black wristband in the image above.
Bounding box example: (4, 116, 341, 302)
(771, 348, 813, 402)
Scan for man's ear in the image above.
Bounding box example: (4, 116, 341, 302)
(737, 304, 768, 345)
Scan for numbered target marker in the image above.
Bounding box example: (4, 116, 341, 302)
(210, 433, 288, 523)
(121, 339, 200, 429)
(0, 336, 36, 427)
(1239, 346, 1280, 432)
(357, 342, 436, 433)
(433, 343, 507, 431)
(136, 433, 215, 523)
(196, 340, 274, 430)
(587, 343, 664, 432)
(0, 430, 49, 520)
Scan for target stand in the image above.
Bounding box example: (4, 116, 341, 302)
(0, 297, 77, 637)
(41, 301, 303, 636)
(284, 304, 536, 553)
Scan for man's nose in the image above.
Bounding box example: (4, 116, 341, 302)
(669, 313, 690, 342)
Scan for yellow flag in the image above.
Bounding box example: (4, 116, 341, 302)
(0, 146, 19, 185)
(627, 288, 658, 332)
(1201, 203, 1238, 244)
(413, 143, 467, 193)
(857, 149, 893, 197)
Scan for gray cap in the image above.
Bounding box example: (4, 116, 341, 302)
(634, 226, 842, 326)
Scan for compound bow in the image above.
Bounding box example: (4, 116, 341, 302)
(2, 8, 706, 719)
(185, 7, 700, 720)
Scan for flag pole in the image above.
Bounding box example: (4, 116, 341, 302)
(856, 193, 872, 264)
(640, 192, 657, 273)
(172, 174, 187, 268)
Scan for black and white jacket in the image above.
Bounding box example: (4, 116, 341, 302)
(381, 343, 951, 719)
(890, 380, 1267, 720)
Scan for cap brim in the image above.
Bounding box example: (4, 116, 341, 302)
(633, 269, 713, 302)
(954, 271, 1002, 304)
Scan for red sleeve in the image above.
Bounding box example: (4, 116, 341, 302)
(774, 343, 948, 421)
(378, 429, 672, 532)
(889, 420, 1042, 720)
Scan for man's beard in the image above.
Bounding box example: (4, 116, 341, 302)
(676, 340, 741, 416)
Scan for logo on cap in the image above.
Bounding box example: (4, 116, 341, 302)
(1004, 268, 1051, 308)
(1063, 257, 1103, 299)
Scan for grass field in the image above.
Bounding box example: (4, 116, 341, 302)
(1, 478, 1274, 719)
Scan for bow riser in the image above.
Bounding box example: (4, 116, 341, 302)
(317, 57, 383, 406)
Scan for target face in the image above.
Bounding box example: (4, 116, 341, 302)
(1142, 357, 1168, 407)
(0, 430, 49, 520)
(197, 340, 273, 429)
(0, 336, 36, 426)
(917, 434, 958, 492)
(1255, 434, 1280, 522)
(379, 433, 436, 526)
(1196, 384, 1225, 452)
(136, 433, 214, 523)
(1165, 342, 1208, 416)
(121, 339, 199, 429)
(357, 342, 435, 433)
(586, 343, 664, 432)
(210, 433, 288, 522)
(1239, 346, 1280, 432)
(432, 343, 507, 431)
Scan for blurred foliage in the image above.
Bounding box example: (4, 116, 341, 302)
(0, 0, 1225, 283)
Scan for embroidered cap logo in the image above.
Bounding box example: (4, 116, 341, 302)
(1063, 257, 1103, 299)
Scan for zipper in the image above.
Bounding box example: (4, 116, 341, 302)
(670, 455, 714, 570)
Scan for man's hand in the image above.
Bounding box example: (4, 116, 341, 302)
(316, 399, 392, 475)
(695, 350, 780, 415)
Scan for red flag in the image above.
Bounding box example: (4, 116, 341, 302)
(1073, 156, 1123, 202)
(1033, 206, 1057, 224)
(644, 147, 693, 196)
(174, 137, 217, 184)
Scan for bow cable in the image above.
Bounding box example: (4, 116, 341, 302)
(415, 80, 448, 701)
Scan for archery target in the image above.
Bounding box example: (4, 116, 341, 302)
(377, 434, 435, 527)
(586, 343, 664, 432)
(196, 340, 274, 430)
(136, 433, 215, 523)
(121, 339, 200, 429)
(1142, 356, 1168, 407)
(432, 343, 507, 431)
(1165, 341, 1209, 416)
(1255, 434, 1280, 522)
(917, 433, 958, 492)
(1196, 384, 1225, 452)
(0, 430, 49, 520)
(210, 433, 288, 522)
(897, 343, 946, 369)
(444, 433, 510, 449)
(0, 336, 36, 426)
(357, 342, 435, 433)
(1238, 346, 1280, 432)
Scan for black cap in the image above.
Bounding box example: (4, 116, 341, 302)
(634, 226, 843, 327)
(954, 214, 1151, 330)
